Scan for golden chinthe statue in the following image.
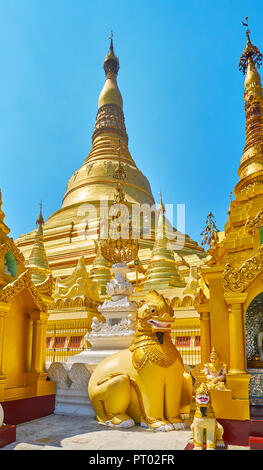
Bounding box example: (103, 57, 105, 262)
(88, 290, 192, 431)
(191, 382, 224, 450)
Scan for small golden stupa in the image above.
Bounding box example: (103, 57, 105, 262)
(27, 205, 51, 284)
(143, 195, 186, 291)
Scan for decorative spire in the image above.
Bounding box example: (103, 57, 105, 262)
(239, 18, 262, 74)
(36, 202, 44, 228)
(27, 205, 50, 284)
(93, 35, 127, 143)
(99, 140, 139, 265)
(0, 189, 10, 237)
(235, 21, 263, 194)
(158, 190, 166, 214)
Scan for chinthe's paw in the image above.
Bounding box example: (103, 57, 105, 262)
(119, 419, 135, 428)
(172, 422, 186, 430)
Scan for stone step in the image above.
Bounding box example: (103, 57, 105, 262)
(249, 436, 263, 450)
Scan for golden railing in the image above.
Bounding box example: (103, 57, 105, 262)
(171, 318, 201, 367)
(45, 318, 201, 367)
(46, 320, 91, 364)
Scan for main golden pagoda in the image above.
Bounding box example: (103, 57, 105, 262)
(15, 37, 205, 366)
(16, 38, 204, 281)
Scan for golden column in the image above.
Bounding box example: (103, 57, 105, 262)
(194, 291, 211, 365)
(0, 303, 10, 400)
(31, 312, 49, 374)
(224, 293, 248, 374)
(199, 309, 211, 365)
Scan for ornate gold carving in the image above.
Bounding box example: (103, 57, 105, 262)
(245, 210, 263, 234)
(35, 274, 55, 297)
(93, 104, 128, 142)
(0, 238, 25, 264)
(0, 269, 47, 312)
(222, 245, 263, 292)
(50, 296, 98, 310)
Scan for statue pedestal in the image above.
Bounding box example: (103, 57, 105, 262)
(67, 262, 137, 370)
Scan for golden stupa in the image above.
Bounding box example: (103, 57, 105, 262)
(16, 37, 204, 282)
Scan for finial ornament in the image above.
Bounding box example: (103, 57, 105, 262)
(99, 138, 139, 264)
(36, 202, 44, 226)
(104, 31, 119, 76)
(239, 18, 263, 74)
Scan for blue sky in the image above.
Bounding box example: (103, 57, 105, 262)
(0, 0, 262, 246)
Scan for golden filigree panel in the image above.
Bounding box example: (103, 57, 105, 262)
(222, 245, 263, 293)
(0, 268, 47, 312)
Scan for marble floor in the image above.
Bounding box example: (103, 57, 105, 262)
(1, 414, 251, 450)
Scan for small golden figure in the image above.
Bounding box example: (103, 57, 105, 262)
(191, 382, 224, 450)
(203, 347, 227, 391)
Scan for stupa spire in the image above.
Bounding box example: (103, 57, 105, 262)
(27, 204, 50, 284)
(235, 20, 263, 194)
(103, 32, 120, 78)
(93, 34, 128, 144)
(239, 18, 262, 74)
(43, 33, 155, 220)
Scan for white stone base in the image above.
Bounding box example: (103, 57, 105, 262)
(54, 389, 95, 417)
(47, 362, 95, 418)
